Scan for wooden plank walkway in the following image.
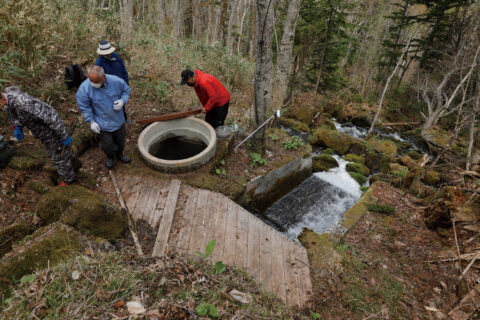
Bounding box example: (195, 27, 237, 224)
(117, 174, 312, 308)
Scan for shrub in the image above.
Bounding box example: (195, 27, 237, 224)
(365, 203, 395, 214)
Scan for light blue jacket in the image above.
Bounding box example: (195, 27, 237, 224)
(76, 75, 131, 132)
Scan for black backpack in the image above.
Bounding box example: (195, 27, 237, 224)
(65, 64, 86, 90)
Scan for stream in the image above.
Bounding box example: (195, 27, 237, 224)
(266, 120, 424, 240)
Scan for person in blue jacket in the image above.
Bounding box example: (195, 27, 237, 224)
(76, 66, 131, 169)
(95, 40, 129, 84)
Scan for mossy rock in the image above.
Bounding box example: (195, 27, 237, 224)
(288, 92, 322, 125)
(36, 186, 128, 239)
(348, 172, 367, 185)
(188, 173, 245, 200)
(344, 154, 365, 164)
(323, 148, 335, 155)
(71, 121, 98, 156)
(423, 170, 441, 186)
(7, 156, 45, 171)
(347, 139, 368, 155)
(399, 154, 418, 170)
(308, 128, 353, 155)
(351, 112, 373, 128)
(0, 223, 83, 296)
(298, 229, 341, 270)
(406, 150, 422, 160)
(27, 180, 53, 194)
(402, 168, 424, 189)
(312, 154, 339, 172)
(364, 151, 391, 173)
(366, 138, 397, 158)
(409, 181, 435, 199)
(343, 184, 378, 230)
(346, 162, 370, 176)
(313, 113, 336, 130)
(278, 118, 310, 133)
(0, 224, 33, 258)
(389, 163, 408, 178)
(369, 173, 391, 185)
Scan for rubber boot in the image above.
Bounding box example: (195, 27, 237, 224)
(105, 155, 115, 169)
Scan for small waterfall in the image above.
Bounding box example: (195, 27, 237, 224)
(264, 156, 362, 239)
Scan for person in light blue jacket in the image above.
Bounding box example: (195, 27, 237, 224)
(76, 65, 131, 169)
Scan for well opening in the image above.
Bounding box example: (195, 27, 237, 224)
(138, 117, 217, 173)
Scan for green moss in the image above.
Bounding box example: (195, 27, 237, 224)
(36, 186, 128, 239)
(346, 163, 370, 176)
(344, 154, 365, 164)
(7, 156, 45, 171)
(312, 154, 339, 172)
(351, 112, 372, 128)
(0, 223, 83, 296)
(343, 184, 378, 230)
(360, 186, 369, 192)
(348, 172, 367, 185)
(389, 163, 408, 178)
(409, 181, 434, 198)
(365, 202, 395, 214)
(323, 148, 335, 155)
(0, 224, 33, 258)
(423, 170, 441, 186)
(308, 128, 353, 155)
(364, 151, 391, 173)
(278, 118, 310, 133)
(187, 174, 245, 200)
(298, 229, 338, 269)
(313, 113, 336, 130)
(27, 180, 53, 194)
(406, 150, 422, 160)
(366, 138, 397, 158)
(71, 121, 98, 156)
(348, 139, 368, 155)
(399, 154, 417, 170)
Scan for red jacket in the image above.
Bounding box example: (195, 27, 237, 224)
(193, 70, 230, 111)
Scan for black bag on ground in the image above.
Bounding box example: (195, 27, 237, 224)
(0, 135, 13, 168)
(65, 64, 86, 90)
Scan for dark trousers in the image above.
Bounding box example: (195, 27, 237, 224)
(205, 101, 229, 129)
(99, 124, 126, 157)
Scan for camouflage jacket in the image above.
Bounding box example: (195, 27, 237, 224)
(4, 86, 69, 141)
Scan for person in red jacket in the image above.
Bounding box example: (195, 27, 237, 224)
(180, 69, 230, 128)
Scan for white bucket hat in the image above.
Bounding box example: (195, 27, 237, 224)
(97, 40, 115, 55)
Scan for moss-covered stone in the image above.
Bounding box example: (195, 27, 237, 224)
(36, 186, 128, 239)
(0, 224, 33, 258)
(343, 184, 378, 230)
(288, 92, 323, 125)
(346, 162, 370, 176)
(313, 154, 339, 172)
(406, 150, 422, 160)
(188, 173, 245, 200)
(298, 229, 341, 269)
(402, 168, 424, 189)
(308, 128, 353, 155)
(389, 163, 408, 178)
(313, 113, 336, 130)
(347, 139, 368, 155)
(0, 223, 83, 296)
(423, 170, 441, 186)
(27, 180, 53, 194)
(364, 151, 391, 173)
(71, 121, 98, 156)
(348, 172, 367, 184)
(7, 156, 45, 171)
(399, 154, 418, 170)
(366, 138, 397, 158)
(344, 154, 365, 164)
(409, 181, 435, 199)
(278, 118, 311, 133)
(323, 148, 335, 155)
(351, 112, 373, 128)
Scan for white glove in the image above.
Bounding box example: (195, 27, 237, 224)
(90, 122, 100, 134)
(113, 99, 124, 111)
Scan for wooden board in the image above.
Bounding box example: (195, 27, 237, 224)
(246, 210, 261, 279)
(294, 244, 313, 308)
(187, 189, 210, 254)
(151, 179, 181, 257)
(175, 188, 199, 251)
(201, 192, 218, 255)
(136, 109, 202, 125)
(210, 194, 229, 262)
(270, 229, 287, 302)
(284, 242, 301, 307)
(140, 186, 162, 223)
(235, 205, 249, 270)
(223, 199, 239, 265)
(258, 226, 273, 292)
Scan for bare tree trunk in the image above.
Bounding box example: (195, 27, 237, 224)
(173, 0, 184, 39)
(249, 4, 256, 58)
(314, 7, 333, 93)
(368, 34, 414, 136)
(237, 0, 251, 55)
(217, 0, 229, 45)
(226, 0, 240, 54)
(156, 0, 167, 35)
(252, 0, 275, 152)
(467, 69, 480, 171)
(120, 0, 134, 45)
(272, 0, 301, 110)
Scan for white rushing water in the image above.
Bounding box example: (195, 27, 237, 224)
(264, 156, 362, 239)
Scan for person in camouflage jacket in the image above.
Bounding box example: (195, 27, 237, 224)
(0, 86, 76, 185)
